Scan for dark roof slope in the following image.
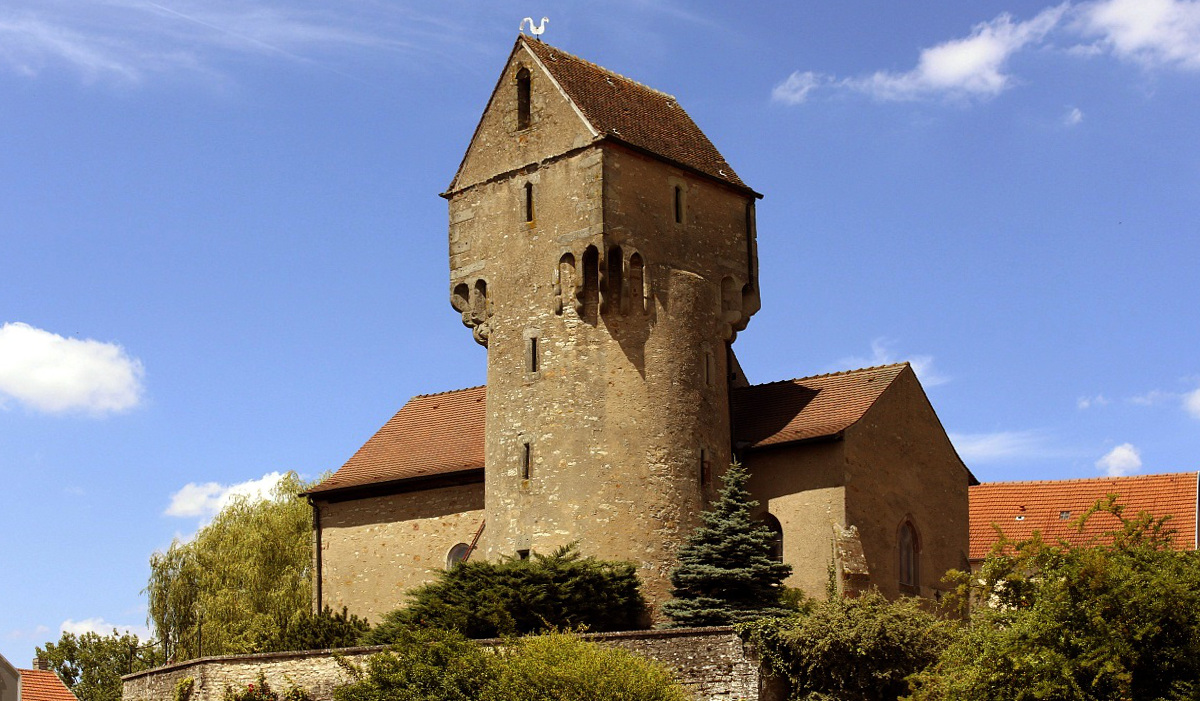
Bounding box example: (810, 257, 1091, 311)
(969, 472, 1199, 560)
(17, 670, 78, 701)
(307, 386, 486, 495)
(309, 365, 909, 497)
(521, 37, 750, 191)
(731, 364, 908, 448)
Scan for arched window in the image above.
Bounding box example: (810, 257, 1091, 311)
(516, 67, 531, 129)
(762, 514, 784, 563)
(898, 520, 919, 590)
(447, 542, 471, 568)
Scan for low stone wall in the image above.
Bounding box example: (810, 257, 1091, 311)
(122, 627, 780, 701)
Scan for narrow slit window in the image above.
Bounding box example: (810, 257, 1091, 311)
(699, 448, 710, 486)
(516, 68, 531, 129)
(522, 441, 532, 480)
(674, 185, 683, 224)
(517, 549, 531, 560)
(524, 182, 534, 223)
(526, 336, 539, 373)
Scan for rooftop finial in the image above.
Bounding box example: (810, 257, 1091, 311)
(520, 17, 549, 38)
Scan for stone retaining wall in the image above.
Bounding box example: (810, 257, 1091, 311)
(122, 627, 780, 701)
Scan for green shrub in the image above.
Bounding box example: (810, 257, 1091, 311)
(482, 631, 690, 701)
(334, 628, 493, 701)
(222, 673, 311, 701)
(739, 590, 954, 701)
(363, 544, 646, 642)
(254, 606, 369, 652)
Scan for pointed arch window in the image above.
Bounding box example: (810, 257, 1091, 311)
(516, 67, 531, 130)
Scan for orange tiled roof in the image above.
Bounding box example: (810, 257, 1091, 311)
(521, 37, 749, 191)
(969, 472, 1199, 561)
(307, 386, 486, 495)
(731, 364, 908, 448)
(309, 365, 906, 496)
(17, 669, 78, 701)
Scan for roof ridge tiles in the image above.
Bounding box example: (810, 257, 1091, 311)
(521, 37, 677, 101)
(411, 385, 485, 400)
(743, 362, 909, 389)
(976, 471, 1197, 487)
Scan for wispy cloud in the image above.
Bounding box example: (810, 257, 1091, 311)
(1077, 393, 1109, 409)
(165, 471, 287, 520)
(1076, 0, 1200, 70)
(774, 0, 1200, 105)
(1129, 389, 1174, 405)
(1095, 442, 1142, 475)
(0, 322, 144, 415)
(949, 430, 1054, 462)
(1063, 105, 1085, 125)
(61, 617, 152, 639)
(836, 338, 949, 386)
(1184, 386, 1200, 419)
(0, 0, 468, 83)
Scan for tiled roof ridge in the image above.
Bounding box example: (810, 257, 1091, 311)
(743, 362, 909, 389)
(975, 471, 1198, 488)
(412, 384, 485, 400)
(521, 36, 676, 102)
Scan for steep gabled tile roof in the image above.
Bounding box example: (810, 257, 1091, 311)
(17, 670, 78, 701)
(969, 472, 1200, 561)
(521, 37, 750, 191)
(306, 386, 486, 495)
(309, 365, 909, 497)
(731, 364, 908, 448)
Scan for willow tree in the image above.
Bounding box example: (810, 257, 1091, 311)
(145, 472, 313, 660)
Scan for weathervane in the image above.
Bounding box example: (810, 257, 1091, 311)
(520, 17, 549, 38)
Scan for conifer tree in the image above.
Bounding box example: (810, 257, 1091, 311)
(663, 462, 793, 626)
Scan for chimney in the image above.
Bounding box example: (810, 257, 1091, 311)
(32, 656, 50, 671)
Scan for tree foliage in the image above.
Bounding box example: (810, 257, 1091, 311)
(335, 630, 689, 701)
(254, 606, 370, 653)
(908, 496, 1200, 701)
(739, 591, 954, 701)
(145, 472, 314, 660)
(663, 462, 793, 626)
(36, 630, 164, 701)
(363, 544, 646, 642)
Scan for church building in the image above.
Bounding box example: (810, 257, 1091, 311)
(305, 36, 975, 621)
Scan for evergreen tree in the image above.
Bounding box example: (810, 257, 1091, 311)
(663, 462, 792, 626)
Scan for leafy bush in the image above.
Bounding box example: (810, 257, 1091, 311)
(334, 628, 493, 701)
(908, 497, 1200, 700)
(254, 606, 370, 652)
(363, 544, 646, 642)
(223, 673, 310, 701)
(481, 631, 690, 701)
(739, 590, 954, 701)
(36, 629, 164, 701)
(335, 630, 689, 701)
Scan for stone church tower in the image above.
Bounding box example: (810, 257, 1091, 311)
(442, 36, 762, 605)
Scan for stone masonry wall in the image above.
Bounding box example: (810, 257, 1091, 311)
(122, 628, 779, 701)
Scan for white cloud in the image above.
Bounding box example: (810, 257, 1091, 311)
(1129, 389, 1173, 405)
(1184, 386, 1200, 418)
(949, 430, 1051, 462)
(836, 338, 949, 386)
(1077, 0, 1200, 70)
(165, 471, 287, 519)
(772, 71, 827, 104)
(844, 6, 1067, 101)
(1095, 442, 1142, 475)
(0, 322, 144, 415)
(1077, 393, 1109, 409)
(1064, 106, 1085, 125)
(61, 618, 152, 639)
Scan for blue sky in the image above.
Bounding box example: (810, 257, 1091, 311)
(2, 0, 1199, 666)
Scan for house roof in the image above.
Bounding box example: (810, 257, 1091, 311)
(16, 670, 78, 701)
(731, 364, 907, 449)
(969, 472, 1200, 561)
(308, 364, 908, 497)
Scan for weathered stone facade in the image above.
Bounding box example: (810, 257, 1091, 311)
(122, 628, 779, 701)
(442, 39, 760, 610)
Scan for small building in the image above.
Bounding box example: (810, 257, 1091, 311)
(968, 471, 1200, 567)
(0, 656, 78, 701)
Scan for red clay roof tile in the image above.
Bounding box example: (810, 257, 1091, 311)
(969, 472, 1199, 561)
(309, 365, 907, 496)
(17, 670, 78, 701)
(521, 37, 749, 191)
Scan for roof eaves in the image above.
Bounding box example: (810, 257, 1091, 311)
(600, 135, 763, 199)
(305, 467, 485, 502)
